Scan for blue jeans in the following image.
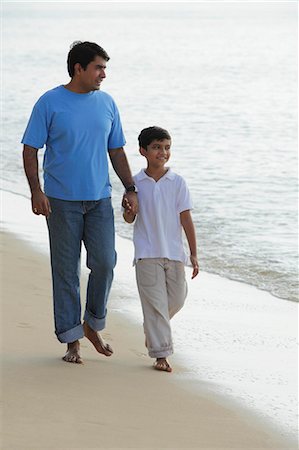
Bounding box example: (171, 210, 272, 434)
(46, 197, 116, 343)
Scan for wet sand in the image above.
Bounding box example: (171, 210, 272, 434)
(1, 231, 296, 449)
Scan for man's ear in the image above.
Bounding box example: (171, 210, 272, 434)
(139, 146, 147, 156)
(74, 62, 83, 76)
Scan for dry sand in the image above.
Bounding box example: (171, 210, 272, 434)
(1, 231, 296, 449)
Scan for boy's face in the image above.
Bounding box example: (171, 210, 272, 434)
(140, 138, 171, 168)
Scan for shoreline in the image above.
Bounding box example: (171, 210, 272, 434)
(1, 187, 297, 305)
(1, 230, 297, 449)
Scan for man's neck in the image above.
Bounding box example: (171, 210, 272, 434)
(63, 81, 91, 94)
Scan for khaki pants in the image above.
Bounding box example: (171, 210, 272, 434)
(135, 258, 188, 358)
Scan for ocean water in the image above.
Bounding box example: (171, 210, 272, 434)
(1, 2, 298, 304)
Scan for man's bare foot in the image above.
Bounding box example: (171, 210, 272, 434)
(153, 358, 172, 372)
(62, 340, 83, 364)
(83, 322, 113, 357)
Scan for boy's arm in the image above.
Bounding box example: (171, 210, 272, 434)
(180, 209, 199, 279)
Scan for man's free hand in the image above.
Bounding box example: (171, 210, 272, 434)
(32, 191, 52, 217)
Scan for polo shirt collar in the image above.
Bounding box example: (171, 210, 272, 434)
(135, 168, 175, 181)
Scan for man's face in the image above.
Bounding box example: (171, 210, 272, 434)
(77, 55, 107, 92)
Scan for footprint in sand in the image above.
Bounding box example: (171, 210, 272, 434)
(130, 349, 147, 357)
(17, 322, 32, 328)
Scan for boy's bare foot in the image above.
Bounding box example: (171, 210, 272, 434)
(62, 340, 83, 364)
(83, 322, 113, 357)
(153, 358, 172, 372)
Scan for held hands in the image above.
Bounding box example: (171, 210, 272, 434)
(122, 191, 138, 216)
(31, 191, 52, 217)
(190, 255, 199, 279)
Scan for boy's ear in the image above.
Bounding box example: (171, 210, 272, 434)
(139, 146, 147, 156)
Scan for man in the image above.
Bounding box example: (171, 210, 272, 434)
(22, 41, 138, 364)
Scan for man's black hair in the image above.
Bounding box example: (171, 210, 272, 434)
(67, 41, 110, 77)
(138, 126, 171, 150)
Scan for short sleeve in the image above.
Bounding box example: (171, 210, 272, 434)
(107, 101, 126, 150)
(21, 97, 50, 149)
(177, 176, 193, 213)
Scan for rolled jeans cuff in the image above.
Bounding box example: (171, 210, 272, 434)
(57, 324, 84, 343)
(84, 309, 106, 332)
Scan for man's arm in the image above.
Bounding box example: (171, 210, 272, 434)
(23, 145, 51, 217)
(108, 147, 138, 215)
(180, 209, 199, 279)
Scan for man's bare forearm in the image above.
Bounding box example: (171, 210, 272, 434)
(23, 145, 43, 194)
(109, 147, 139, 215)
(23, 145, 51, 216)
(108, 147, 134, 188)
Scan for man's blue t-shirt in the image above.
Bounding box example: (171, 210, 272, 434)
(22, 85, 126, 200)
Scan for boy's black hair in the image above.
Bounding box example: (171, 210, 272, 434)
(138, 126, 171, 150)
(67, 41, 110, 77)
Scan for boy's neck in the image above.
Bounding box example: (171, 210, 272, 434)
(145, 166, 169, 182)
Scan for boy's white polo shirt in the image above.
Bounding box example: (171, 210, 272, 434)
(133, 168, 193, 265)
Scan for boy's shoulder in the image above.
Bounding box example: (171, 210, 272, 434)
(133, 168, 186, 183)
(169, 170, 186, 182)
(133, 169, 145, 182)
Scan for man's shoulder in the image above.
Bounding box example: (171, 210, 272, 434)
(41, 85, 63, 98)
(98, 90, 116, 104)
(35, 85, 64, 106)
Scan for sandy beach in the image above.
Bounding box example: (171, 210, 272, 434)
(1, 230, 296, 450)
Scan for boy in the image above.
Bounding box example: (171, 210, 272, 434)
(123, 126, 199, 372)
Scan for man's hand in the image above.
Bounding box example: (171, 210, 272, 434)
(122, 191, 138, 215)
(32, 190, 52, 217)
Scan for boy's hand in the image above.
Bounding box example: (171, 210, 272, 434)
(122, 196, 136, 223)
(122, 192, 138, 215)
(190, 255, 199, 279)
